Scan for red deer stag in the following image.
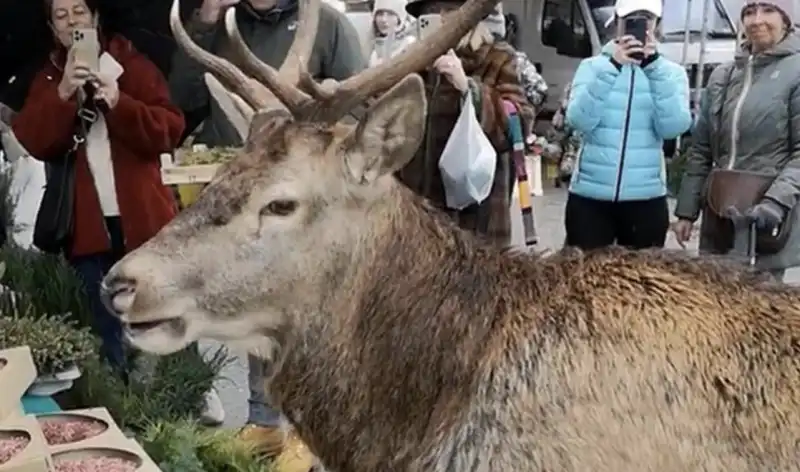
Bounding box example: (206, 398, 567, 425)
(101, 0, 800, 469)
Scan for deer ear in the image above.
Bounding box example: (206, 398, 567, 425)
(204, 73, 253, 142)
(343, 75, 427, 185)
(245, 109, 293, 149)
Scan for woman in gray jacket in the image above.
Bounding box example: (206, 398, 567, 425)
(673, 0, 800, 280)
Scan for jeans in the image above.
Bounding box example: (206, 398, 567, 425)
(69, 217, 127, 374)
(247, 354, 283, 426)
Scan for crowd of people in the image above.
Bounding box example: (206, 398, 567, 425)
(1, 0, 799, 469)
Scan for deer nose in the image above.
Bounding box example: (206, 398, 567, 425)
(100, 273, 137, 318)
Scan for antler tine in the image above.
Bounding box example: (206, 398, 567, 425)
(169, 0, 275, 111)
(313, 0, 501, 122)
(223, 0, 320, 114)
(279, 0, 322, 82)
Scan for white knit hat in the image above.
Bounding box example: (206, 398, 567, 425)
(604, 0, 663, 27)
(373, 0, 408, 19)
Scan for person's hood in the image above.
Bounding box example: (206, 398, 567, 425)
(237, 0, 298, 24)
(735, 31, 800, 63)
(372, 0, 407, 19)
(372, 16, 414, 42)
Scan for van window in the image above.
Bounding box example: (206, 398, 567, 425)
(661, 0, 736, 39)
(541, 0, 590, 55)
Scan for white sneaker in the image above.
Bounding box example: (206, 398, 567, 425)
(199, 389, 225, 426)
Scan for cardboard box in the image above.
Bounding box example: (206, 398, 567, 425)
(38, 408, 124, 452)
(49, 436, 161, 471)
(0, 415, 50, 472)
(0, 348, 36, 422)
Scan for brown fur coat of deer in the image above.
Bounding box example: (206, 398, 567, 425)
(268, 189, 800, 471)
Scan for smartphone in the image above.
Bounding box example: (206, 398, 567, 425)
(623, 17, 648, 61)
(417, 14, 442, 40)
(71, 28, 100, 71)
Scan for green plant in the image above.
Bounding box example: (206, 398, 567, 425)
(0, 245, 91, 329)
(0, 311, 95, 375)
(139, 420, 273, 472)
(63, 346, 232, 432)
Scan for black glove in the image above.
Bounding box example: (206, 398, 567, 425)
(746, 199, 786, 230)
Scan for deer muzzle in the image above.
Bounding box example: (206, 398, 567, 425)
(100, 273, 137, 319)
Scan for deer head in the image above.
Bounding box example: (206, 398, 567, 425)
(100, 0, 501, 357)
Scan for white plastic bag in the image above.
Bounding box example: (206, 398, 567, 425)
(438, 90, 497, 210)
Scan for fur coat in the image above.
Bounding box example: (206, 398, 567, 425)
(396, 40, 534, 246)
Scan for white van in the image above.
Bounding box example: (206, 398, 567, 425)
(505, 0, 740, 115)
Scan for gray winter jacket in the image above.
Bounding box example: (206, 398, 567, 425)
(675, 34, 800, 270)
(169, 1, 366, 147)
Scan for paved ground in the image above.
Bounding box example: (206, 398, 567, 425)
(200, 187, 800, 428)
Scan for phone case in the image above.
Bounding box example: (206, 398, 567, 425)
(417, 14, 442, 40)
(71, 28, 100, 71)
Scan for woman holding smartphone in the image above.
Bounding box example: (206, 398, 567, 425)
(564, 0, 692, 250)
(11, 0, 184, 373)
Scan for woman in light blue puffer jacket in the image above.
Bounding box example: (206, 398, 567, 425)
(564, 0, 692, 251)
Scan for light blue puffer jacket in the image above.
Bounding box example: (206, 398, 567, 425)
(565, 42, 692, 201)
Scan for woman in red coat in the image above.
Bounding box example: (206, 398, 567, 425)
(12, 0, 184, 373)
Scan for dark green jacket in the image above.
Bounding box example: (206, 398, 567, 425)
(169, 1, 366, 147)
(675, 34, 800, 270)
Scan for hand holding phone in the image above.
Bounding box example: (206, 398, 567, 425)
(57, 48, 92, 101)
(622, 17, 649, 62)
(613, 36, 646, 65)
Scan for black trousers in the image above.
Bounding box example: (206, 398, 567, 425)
(565, 193, 669, 250)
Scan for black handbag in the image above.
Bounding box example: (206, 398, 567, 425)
(32, 106, 95, 254)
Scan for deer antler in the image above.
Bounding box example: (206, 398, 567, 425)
(307, 0, 502, 122)
(172, 0, 500, 125)
(170, 0, 321, 115)
(169, 0, 279, 111)
(223, 0, 321, 112)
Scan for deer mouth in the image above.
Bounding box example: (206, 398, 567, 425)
(125, 318, 186, 336)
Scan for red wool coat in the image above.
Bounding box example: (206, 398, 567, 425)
(12, 35, 184, 258)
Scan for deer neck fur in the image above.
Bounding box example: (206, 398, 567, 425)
(268, 183, 536, 471)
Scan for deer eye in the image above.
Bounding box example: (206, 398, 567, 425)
(260, 200, 298, 217)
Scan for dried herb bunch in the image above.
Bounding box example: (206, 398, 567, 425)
(177, 147, 240, 166)
(0, 314, 94, 375)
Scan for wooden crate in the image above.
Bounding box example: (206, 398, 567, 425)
(159, 152, 219, 186)
(159, 146, 242, 186)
